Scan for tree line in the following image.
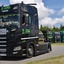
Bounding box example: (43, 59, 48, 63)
(40, 25, 64, 32)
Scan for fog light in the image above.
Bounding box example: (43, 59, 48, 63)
(13, 52, 18, 54)
(14, 46, 21, 51)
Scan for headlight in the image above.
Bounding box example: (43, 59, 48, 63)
(13, 46, 21, 51)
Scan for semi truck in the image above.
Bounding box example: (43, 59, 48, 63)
(42, 31, 53, 42)
(47, 31, 53, 42)
(53, 32, 61, 43)
(0, 2, 51, 58)
(60, 31, 64, 42)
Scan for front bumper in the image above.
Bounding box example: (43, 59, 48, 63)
(0, 46, 22, 57)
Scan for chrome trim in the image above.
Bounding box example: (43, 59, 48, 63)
(0, 45, 6, 46)
(0, 49, 6, 52)
(21, 36, 38, 40)
(0, 37, 6, 39)
(0, 41, 6, 43)
(0, 54, 7, 56)
(0, 33, 6, 35)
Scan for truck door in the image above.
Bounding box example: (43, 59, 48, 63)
(21, 13, 31, 37)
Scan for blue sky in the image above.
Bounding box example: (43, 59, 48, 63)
(0, 0, 64, 28)
(43, 0, 64, 9)
(43, 0, 64, 18)
(0, 0, 64, 9)
(43, 0, 64, 27)
(0, 0, 10, 6)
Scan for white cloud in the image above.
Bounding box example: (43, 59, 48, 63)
(58, 8, 64, 16)
(39, 16, 64, 28)
(39, 17, 58, 28)
(60, 8, 64, 14)
(59, 16, 64, 25)
(10, 0, 35, 4)
(36, 2, 55, 20)
(10, 0, 56, 27)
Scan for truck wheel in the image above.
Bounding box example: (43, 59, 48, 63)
(26, 45, 34, 58)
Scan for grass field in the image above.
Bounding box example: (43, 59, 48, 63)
(51, 42, 64, 46)
(27, 55, 64, 64)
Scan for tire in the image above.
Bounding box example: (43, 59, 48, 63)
(26, 45, 34, 58)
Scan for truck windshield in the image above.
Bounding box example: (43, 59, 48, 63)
(0, 14, 20, 28)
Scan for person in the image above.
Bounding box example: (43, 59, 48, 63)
(22, 15, 25, 26)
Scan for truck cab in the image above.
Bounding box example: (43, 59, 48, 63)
(0, 2, 51, 58)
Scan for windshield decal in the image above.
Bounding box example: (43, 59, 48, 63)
(1, 6, 10, 11)
(22, 29, 30, 34)
(0, 14, 20, 28)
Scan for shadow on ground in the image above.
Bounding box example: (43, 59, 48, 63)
(0, 52, 50, 61)
(0, 56, 27, 61)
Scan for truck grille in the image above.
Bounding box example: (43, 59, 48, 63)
(0, 29, 7, 56)
(0, 35, 7, 45)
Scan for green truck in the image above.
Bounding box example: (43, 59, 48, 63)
(47, 31, 53, 42)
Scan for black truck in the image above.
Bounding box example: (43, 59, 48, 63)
(0, 2, 51, 58)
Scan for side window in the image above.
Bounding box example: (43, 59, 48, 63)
(22, 14, 31, 26)
(32, 14, 38, 25)
(22, 15, 25, 26)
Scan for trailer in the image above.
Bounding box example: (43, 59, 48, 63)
(60, 31, 64, 42)
(47, 31, 53, 42)
(0, 2, 52, 58)
(53, 32, 61, 43)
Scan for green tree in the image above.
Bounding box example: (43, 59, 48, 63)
(60, 25, 64, 31)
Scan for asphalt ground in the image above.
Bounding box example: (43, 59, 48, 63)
(0, 46, 64, 64)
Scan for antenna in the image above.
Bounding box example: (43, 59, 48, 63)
(21, 1, 24, 4)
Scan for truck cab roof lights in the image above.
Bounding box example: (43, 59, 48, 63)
(21, 1, 37, 5)
(27, 3, 37, 5)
